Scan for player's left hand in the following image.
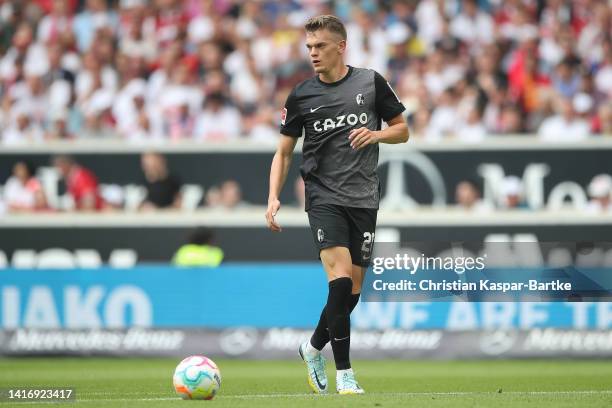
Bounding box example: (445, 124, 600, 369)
(348, 127, 378, 150)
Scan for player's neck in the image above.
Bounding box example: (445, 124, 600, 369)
(318, 64, 349, 84)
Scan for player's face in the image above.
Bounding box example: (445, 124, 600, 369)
(305, 29, 346, 74)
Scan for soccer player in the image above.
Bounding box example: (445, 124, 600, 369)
(265, 15, 409, 395)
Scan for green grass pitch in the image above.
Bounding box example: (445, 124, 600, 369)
(0, 358, 611, 407)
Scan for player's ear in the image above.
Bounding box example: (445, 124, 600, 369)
(337, 39, 346, 55)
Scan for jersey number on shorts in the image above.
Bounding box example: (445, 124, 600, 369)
(361, 232, 375, 260)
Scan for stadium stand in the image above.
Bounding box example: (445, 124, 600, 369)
(0, 0, 610, 216)
(0, 0, 609, 144)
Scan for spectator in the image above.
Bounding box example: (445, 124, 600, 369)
(229, 54, 265, 112)
(415, 0, 444, 49)
(538, 98, 590, 142)
(572, 92, 595, 128)
(450, 0, 494, 51)
(187, 0, 215, 45)
(594, 39, 612, 96)
(425, 88, 458, 141)
(234, 0, 260, 40)
(244, 106, 278, 144)
(3, 161, 47, 212)
(146, 42, 181, 103)
(498, 2, 538, 44)
(36, 0, 74, 44)
(81, 88, 116, 138)
(415, 0, 445, 50)
(42, 42, 75, 111)
(594, 102, 612, 134)
(577, 72, 607, 112)
(73, 0, 118, 53)
(586, 174, 612, 213)
(539, 21, 568, 71)
(219, 179, 247, 209)
(410, 106, 431, 137)
(119, 7, 157, 62)
(194, 92, 241, 141)
(204, 185, 222, 208)
(151, 0, 188, 49)
(196, 40, 224, 74)
(100, 184, 125, 211)
(202, 179, 247, 209)
(52, 155, 103, 211)
(112, 63, 153, 141)
(551, 58, 581, 99)
(497, 104, 524, 134)
(508, 49, 552, 124)
(45, 109, 72, 140)
(15, 74, 49, 128)
(454, 180, 491, 212)
(2, 105, 45, 144)
(456, 106, 486, 143)
(423, 49, 462, 99)
(156, 63, 201, 140)
(346, 10, 388, 74)
(577, 2, 610, 66)
(139, 152, 182, 210)
(0, 23, 38, 84)
(75, 51, 118, 110)
(172, 227, 224, 267)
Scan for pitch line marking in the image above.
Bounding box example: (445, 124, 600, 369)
(1, 390, 611, 404)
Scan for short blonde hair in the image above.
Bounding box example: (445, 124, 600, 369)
(304, 15, 347, 41)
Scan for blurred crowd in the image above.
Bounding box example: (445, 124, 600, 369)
(0, 153, 264, 213)
(454, 173, 612, 213)
(0, 0, 610, 145)
(1, 153, 611, 214)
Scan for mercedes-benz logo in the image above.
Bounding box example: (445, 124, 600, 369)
(479, 330, 517, 356)
(219, 327, 258, 356)
(378, 150, 447, 209)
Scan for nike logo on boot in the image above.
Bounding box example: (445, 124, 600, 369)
(313, 369, 326, 389)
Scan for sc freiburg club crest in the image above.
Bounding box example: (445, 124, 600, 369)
(356, 93, 365, 105)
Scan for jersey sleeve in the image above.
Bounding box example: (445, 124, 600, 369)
(279, 87, 304, 138)
(374, 71, 406, 122)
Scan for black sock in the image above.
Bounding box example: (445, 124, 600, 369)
(310, 293, 360, 351)
(324, 277, 352, 370)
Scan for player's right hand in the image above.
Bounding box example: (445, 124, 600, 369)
(265, 199, 282, 232)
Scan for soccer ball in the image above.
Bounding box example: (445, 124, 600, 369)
(173, 355, 221, 400)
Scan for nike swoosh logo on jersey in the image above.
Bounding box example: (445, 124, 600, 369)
(310, 106, 324, 113)
(333, 336, 350, 341)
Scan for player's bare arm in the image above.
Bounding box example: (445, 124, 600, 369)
(348, 114, 409, 150)
(266, 134, 298, 232)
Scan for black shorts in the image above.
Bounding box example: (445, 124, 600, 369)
(307, 203, 378, 267)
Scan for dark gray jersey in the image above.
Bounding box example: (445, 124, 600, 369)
(280, 66, 405, 210)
